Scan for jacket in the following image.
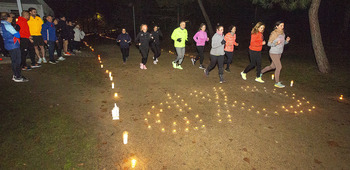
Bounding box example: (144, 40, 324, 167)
(151, 30, 163, 45)
(27, 16, 43, 36)
(56, 20, 67, 39)
(193, 30, 208, 46)
(67, 26, 75, 40)
(16, 16, 30, 39)
(268, 34, 288, 54)
(210, 33, 225, 56)
(224, 33, 237, 52)
(73, 27, 85, 42)
(136, 31, 153, 48)
(171, 27, 188, 48)
(116, 33, 131, 48)
(249, 32, 264, 51)
(0, 20, 20, 50)
(41, 21, 57, 41)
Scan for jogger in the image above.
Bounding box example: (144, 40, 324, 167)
(117, 28, 131, 63)
(171, 21, 188, 70)
(192, 23, 209, 69)
(151, 25, 162, 64)
(136, 24, 153, 69)
(224, 25, 239, 72)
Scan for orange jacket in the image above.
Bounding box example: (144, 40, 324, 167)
(249, 32, 263, 51)
(224, 33, 237, 52)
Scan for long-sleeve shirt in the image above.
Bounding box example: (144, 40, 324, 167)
(27, 15, 43, 36)
(249, 32, 264, 51)
(117, 33, 131, 48)
(0, 20, 20, 50)
(73, 27, 85, 42)
(268, 34, 288, 54)
(210, 33, 225, 56)
(136, 31, 153, 48)
(151, 30, 162, 45)
(16, 16, 30, 39)
(193, 30, 208, 46)
(224, 33, 238, 52)
(41, 21, 57, 41)
(171, 27, 188, 48)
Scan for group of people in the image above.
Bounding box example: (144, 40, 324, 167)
(0, 8, 85, 82)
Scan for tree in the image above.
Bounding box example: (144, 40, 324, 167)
(252, 0, 331, 73)
(197, 0, 214, 36)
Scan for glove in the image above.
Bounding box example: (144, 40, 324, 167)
(221, 39, 226, 45)
(177, 38, 182, 42)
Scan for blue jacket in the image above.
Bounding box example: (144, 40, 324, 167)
(41, 21, 57, 41)
(116, 33, 131, 48)
(0, 20, 20, 50)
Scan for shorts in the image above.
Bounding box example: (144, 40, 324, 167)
(32, 36, 45, 46)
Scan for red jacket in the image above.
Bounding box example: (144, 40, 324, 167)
(224, 33, 237, 52)
(249, 32, 263, 51)
(16, 16, 30, 39)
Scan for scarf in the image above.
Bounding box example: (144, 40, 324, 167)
(268, 29, 284, 43)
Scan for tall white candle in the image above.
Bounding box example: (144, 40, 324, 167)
(123, 131, 128, 144)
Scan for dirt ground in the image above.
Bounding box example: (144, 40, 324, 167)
(1, 36, 349, 169)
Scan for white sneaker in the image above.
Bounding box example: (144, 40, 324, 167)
(58, 56, 66, 61)
(140, 63, 144, 69)
(37, 58, 42, 64)
(153, 61, 157, 64)
(43, 58, 47, 63)
(241, 71, 247, 80)
(156, 58, 158, 62)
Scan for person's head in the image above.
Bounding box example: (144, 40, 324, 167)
(216, 25, 224, 34)
(199, 23, 206, 31)
(228, 25, 236, 34)
(28, 7, 37, 17)
(251, 22, 265, 34)
(1, 12, 13, 23)
(122, 28, 126, 34)
(274, 21, 284, 31)
(75, 24, 80, 29)
(140, 24, 147, 32)
(180, 21, 186, 29)
(67, 21, 73, 26)
(21, 11, 30, 20)
(60, 16, 66, 21)
(46, 15, 53, 23)
(153, 26, 158, 32)
(53, 18, 59, 25)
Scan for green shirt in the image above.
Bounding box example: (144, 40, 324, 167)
(171, 27, 188, 48)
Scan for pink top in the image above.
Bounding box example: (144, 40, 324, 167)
(193, 30, 208, 46)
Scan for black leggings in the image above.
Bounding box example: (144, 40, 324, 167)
(120, 47, 129, 62)
(207, 55, 224, 75)
(225, 51, 233, 69)
(20, 38, 36, 67)
(151, 43, 161, 60)
(140, 47, 149, 65)
(243, 49, 262, 78)
(195, 46, 205, 64)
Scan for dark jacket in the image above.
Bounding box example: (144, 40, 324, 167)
(41, 21, 57, 41)
(151, 30, 162, 45)
(57, 20, 67, 39)
(67, 25, 75, 40)
(135, 31, 153, 48)
(116, 33, 131, 48)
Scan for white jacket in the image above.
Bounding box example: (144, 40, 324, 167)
(73, 27, 85, 42)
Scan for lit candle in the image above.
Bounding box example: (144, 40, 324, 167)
(185, 128, 189, 132)
(123, 131, 128, 144)
(201, 125, 205, 128)
(160, 109, 163, 112)
(110, 76, 113, 81)
(186, 120, 190, 124)
(144, 118, 148, 121)
(101, 64, 103, 68)
(112, 82, 114, 89)
(114, 93, 118, 97)
(109, 72, 112, 77)
(161, 128, 165, 132)
(131, 159, 136, 168)
(173, 122, 177, 126)
(106, 70, 109, 73)
(147, 125, 151, 129)
(147, 112, 151, 115)
(290, 80, 294, 87)
(172, 129, 177, 134)
(339, 95, 343, 100)
(271, 74, 275, 80)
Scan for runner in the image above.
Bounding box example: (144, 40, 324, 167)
(192, 23, 209, 69)
(171, 21, 188, 70)
(224, 25, 239, 73)
(150, 25, 163, 64)
(136, 24, 153, 70)
(116, 28, 131, 64)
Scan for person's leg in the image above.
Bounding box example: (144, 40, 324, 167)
(151, 44, 156, 60)
(9, 48, 22, 78)
(63, 40, 68, 53)
(156, 44, 161, 59)
(207, 55, 218, 72)
(198, 46, 205, 65)
(270, 54, 282, 83)
(243, 50, 257, 73)
(28, 40, 37, 66)
(141, 47, 149, 65)
(34, 46, 41, 59)
(20, 38, 28, 68)
(217, 55, 224, 75)
(255, 51, 262, 78)
(39, 45, 45, 60)
(120, 47, 126, 62)
(261, 53, 277, 74)
(126, 47, 130, 59)
(174, 47, 182, 63)
(225, 51, 233, 70)
(178, 47, 185, 65)
(48, 41, 55, 62)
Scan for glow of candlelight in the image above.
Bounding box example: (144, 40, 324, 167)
(114, 93, 118, 97)
(101, 64, 103, 68)
(290, 80, 294, 87)
(131, 159, 136, 168)
(123, 131, 128, 144)
(110, 76, 113, 81)
(272, 74, 274, 80)
(112, 83, 114, 89)
(339, 95, 343, 100)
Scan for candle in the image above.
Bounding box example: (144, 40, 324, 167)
(161, 128, 165, 132)
(101, 64, 103, 68)
(110, 76, 113, 81)
(112, 83, 114, 89)
(290, 80, 294, 87)
(173, 122, 177, 126)
(185, 128, 189, 132)
(186, 120, 190, 124)
(201, 125, 205, 128)
(106, 70, 109, 73)
(172, 129, 177, 134)
(131, 159, 137, 168)
(114, 93, 118, 97)
(109, 72, 112, 77)
(339, 95, 343, 100)
(272, 74, 274, 80)
(147, 125, 151, 129)
(123, 131, 128, 144)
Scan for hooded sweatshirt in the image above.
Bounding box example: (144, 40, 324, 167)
(27, 15, 43, 36)
(0, 20, 20, 50)
(193, 30, 208, 46)
(210, 32, 225, 56)
(16, 16, 30, 38)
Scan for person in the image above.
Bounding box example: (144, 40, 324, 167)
(27, 7, 46, 64)
(0, 12, 28, 82)
(261, 21, 291, 88)
(224, 25, 239, 73)
(116, 28, 131, 64)
(41, 15, 58, 64)
(150, 25, 163, 64)
(57, 16, 71, 56)
(66, 21, 75, 54)
(53, 18, 65, 61)
(171, 21, 188, 70)
(192, 23, 209, 69)
(241, 22, 266, 83)
(204, 25, 226, 83)
(73, 24, 85, 53)
(135, 24, 153, 69)
(16, 10, 41, 70)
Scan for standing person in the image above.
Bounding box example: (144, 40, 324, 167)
(27, 7, 47, 64)
(16, 10, 41, 70)
(53, 18, 65, 61)
(66, 21, 75, 54)
(224, 25, 239, 73)
(171, 21, 188, 70)
(204, 25, 226, 83)
(240, 22, 266, 83)
(41, 15, 58, 64)
(0, 12, 28, 82)
(150, 25, 162, 64)
(57, 16, 71, 56)
(73, 24, 85, 53)
(261, 21, 291, 88)
(135, 24, 153, 70)
(192, 23, 209, 69)
(116, 28, 131, 64)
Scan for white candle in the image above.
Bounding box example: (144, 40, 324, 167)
(131, 159, 136, 168)
(123, 131, 128, 144)
(272, 74, 274, 80)
(110, 76, 113, 81)
(101, 64, 103, 68)
(109, 72, 112, 77)
(290, 80, 294, 87)
(340, 95, 343, 100)
(114, 93, 118, 97)
(112, 82, 114, 89)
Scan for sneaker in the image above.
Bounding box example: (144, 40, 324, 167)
(172, 61, 177, 68)
(54, 51, 57, 55)
(75, 50, 82, 53)
(22, 66, 32, 71)
(255, 77, 265, 83)
(274, 82, 285, 88)
(156, 58, 158, 62)
(64, 52, 72, 56)
(31, 63, 41, 68)
(225, 68, 231, 73)
(13, 76, 29, 82)
(58, 56, 66, 61)
(43, 58, 47, 63)
(140, 63, 144, 69)
(240, 71, 247, 80)
(12, 75, 15, 81)
(49, 60, 57, 64)
(176, 65, 183, 70)
(219, 75, 226, 84)
(191, 58, 196, 65)
(199, 65, 205, 69)
(37, 58, 42, 64)
(143, 64, 147, 70)
(204, 69, 209, 77)
(153, 60, 157, 65)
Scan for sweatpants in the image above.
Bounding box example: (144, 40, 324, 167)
(47, 41, 55, 62)
(151, 43, 161, 60)
(140, 47, 149, 65)
(174, 47, 185, 65)
(207, 55, 224, 75)
(20, 38, 36, 67)
(120, 47, 129, 62)
(195, 46, 205, 65)
(261, 53, 282, 82)
(9, 48, 22, 78)
(243, 49, 262, 78)
(225, 51, 233, 69)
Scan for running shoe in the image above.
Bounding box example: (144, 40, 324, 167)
(22, 66, 32, 71)
(31, 63, 41, 68)
(143, 64, 147, 70)
(274, 82, 285, 88)
(140, 63, 144, 69)
(49, 60, 57, 64)
(225, 68, 231, 73)
(219, 75, 226, 84)
(199, 65, 205, 69)
(255, 77, 265, 83)
(204, 69, 209, 77)
(64, 52, 72, 56)
(176, 65, 183, 70)
(240, 71, 247, 80)
(172, 61, 177, 68)
(58, 56, 66, 61)
(191, 58, 196, 65)
(37, 58, 42, 64)
(13, 76, 29, 82)
(43, 57, 47, 63)
(156, 58, 158, 62)
(153, 60, 157, 65)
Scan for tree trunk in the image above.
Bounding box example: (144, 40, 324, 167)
(308, 0, 330, 73)
(197, 0, 214, 36)
(341, 3, 350, 35)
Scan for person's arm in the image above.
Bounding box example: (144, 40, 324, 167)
(135, 32, 141, 44)
(41, 24, 48, 42)
(193, 31, 199, 43)
(4, 23, 20, 38)
(127, 34, 131, 43)
(185, 29, 188, 41)
(159, 30, 163, 38)
(211, 35, 222, 49)
(171, 29, 178, 41)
